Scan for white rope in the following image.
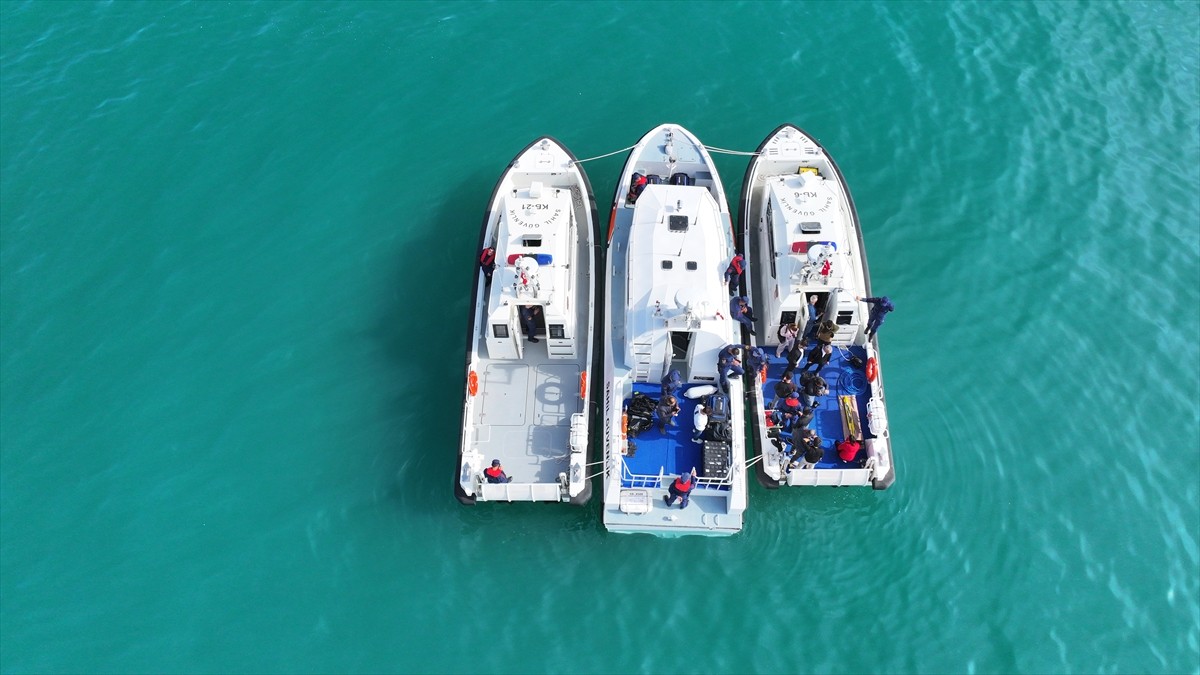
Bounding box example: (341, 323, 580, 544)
(585, 469, 606, 480)
(569, 145, 636, 164)
(704, 145, 761, 157)
(745, 454, 764, 468)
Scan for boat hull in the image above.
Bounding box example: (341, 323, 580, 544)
(456, 138, 600, 504)
(738, 124, 895, 490)
(601, 124, 748, 535)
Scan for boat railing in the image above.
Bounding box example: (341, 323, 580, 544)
(620, 462, 734, 489)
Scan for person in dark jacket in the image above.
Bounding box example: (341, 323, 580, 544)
(857, 295, 895, 339)
(484, 459, 512, 483)
(802, 343, 832, 375)
(784, 337, 808, 376)
(518, 305, 541, 343)
(770, 372, 796, 409)
(801, 374, 828, 408)
(663, 472, 695, 508)
(655, 395, 681, 434)
(717, 344, 746, 393)
(660, 369, 682, 397)
(730, 295, 757, 335)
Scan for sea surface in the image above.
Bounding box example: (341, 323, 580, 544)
(2, 2, 1198, 673)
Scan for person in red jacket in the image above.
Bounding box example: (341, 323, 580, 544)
(663, 472, 695, 509)
(484, 459, 512, 483)
(836, 438, 862, 464)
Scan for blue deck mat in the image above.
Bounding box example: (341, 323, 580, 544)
(758, 345, 873, 469)
(621, 382, 729, 489)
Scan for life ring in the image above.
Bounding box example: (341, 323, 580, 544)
(865, 357, 878, 382)
(468, 370, 479, 396)
(579, 371, 587, 399)
(621, 413, 628, 439)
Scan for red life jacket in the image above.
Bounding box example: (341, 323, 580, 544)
(479, 247, 496, 266)
(484, 466, 503, 479)
(672, 477, 693, 493)
(837, 440, 861, 462)
(728, 255, 744, 275)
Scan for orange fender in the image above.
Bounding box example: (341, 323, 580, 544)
(579, 371, 587, 399)
(468, 370, 479, 396)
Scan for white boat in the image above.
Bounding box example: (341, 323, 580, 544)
(600, 124, 748, 535)
(455, 138, 599, 505)
(738, 124, 895, 489)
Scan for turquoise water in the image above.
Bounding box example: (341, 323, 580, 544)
(2, 1, 1198, 673)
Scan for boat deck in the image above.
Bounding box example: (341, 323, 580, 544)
(470, 348, 582, 484)
(758, 344, 874, 469)
(621, 383, 731, 490)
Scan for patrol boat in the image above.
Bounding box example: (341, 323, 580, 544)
(601, 124, 747, 535)
(738, 124, 895, 489)
(455, 137, 599, 505)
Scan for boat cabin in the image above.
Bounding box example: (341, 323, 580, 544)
(623, 185, 729, 384)
(484, 181, 580, 361)
(761, 169, 867, 345)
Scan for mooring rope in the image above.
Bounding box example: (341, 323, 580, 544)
(569, 145, 636, 164)
(571, 142, 759, 164)
(703, 145, 760, 156)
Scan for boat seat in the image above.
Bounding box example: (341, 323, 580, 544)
(669, 173, 693, 186)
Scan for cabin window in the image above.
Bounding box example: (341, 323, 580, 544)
(523, 236, 542, 247)
(780, 311, 797, 327)
(836, 310, 854, 326)
(686, 261, 698, 270)
(493, 324, 509, 338)
(661, 260, 673, 270)
(668, 215, 688, 232)
(549, 324, 565, 339)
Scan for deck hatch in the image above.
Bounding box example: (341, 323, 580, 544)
(668, 215, 689, 232)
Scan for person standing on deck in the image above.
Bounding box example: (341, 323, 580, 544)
(660, 369, 682, 397)
(664, 472, 695, 509)
(770, 372, 797, 409)
(772, 393, 802, 427)
(730, 296, 757, 336)
(776, 322, 799, 358)
(802, 295, 821, 340)
(723, 254, 745, 295)
(856, 295, 895, 339)
(801, 343, 833, 375)
(717, 344, 746, 393)
(478, 247, 496, 282)
(484, 459, 513, 483)
(655, 395, 681, 434)
(745, 346, 767, 382)
(691, 405, 710, 443)
(784, 337, 808, 377)
(800, 374, 828, 409)
(518, 305, 541, 343)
